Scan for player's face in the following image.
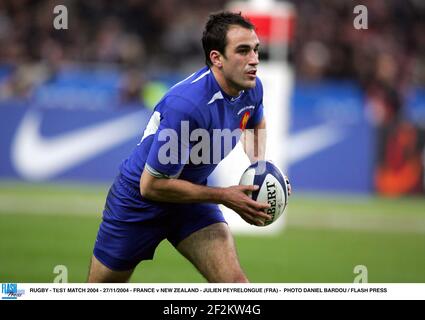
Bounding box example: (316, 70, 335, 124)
(221, 26, 260, 95)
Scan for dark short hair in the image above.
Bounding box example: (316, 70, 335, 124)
(202, 11, 255, 67)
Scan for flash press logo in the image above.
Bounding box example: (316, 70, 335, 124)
(1, 283, 25, 300)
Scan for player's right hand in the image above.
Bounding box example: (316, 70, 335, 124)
(221, 185, 271, 226)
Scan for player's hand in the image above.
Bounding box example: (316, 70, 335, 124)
(221, 185, 272, 226)
(285, 175, 292, 196)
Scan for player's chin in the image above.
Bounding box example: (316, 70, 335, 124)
(241, 77, 257, 89)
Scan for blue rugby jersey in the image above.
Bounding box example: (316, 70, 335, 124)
(120, 66, 264, 189)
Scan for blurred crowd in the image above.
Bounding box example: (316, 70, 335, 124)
(0, 0, 228, 67)
(295, 0, 425, 128)
(0, 0, 424, 106)
(292, 0, 425, 196)
(295, 0, 425, 83)
(0, 0, 226, 101)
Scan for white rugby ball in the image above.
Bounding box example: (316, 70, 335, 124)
(239, 160, 289, 226)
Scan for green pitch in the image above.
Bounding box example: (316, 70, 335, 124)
(0, 182, 424, 283)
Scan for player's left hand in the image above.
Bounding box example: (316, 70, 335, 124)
(285, 175, 292, 196)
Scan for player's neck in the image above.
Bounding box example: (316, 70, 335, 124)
(211, 67, 242, 97)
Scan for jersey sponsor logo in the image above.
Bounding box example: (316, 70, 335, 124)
(237, 105, 255, 115)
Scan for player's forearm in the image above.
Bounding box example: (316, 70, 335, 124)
(242, 117, 266, 163)
(140, 170, 224, 204)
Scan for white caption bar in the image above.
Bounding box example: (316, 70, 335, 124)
(1, 284, 425, 300)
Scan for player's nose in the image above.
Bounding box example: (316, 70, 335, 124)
(251, 51, 259, 65)
(248, 50, 259, 66)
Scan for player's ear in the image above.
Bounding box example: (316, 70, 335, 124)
(210, 50, 223, 68)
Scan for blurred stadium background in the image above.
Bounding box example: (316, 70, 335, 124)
(0, 0, 424, 283)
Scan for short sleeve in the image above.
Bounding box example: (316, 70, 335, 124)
(246, 78, 264, 129)
(145, 96, 200, 178)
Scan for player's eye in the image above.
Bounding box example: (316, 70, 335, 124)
(237, 49, 250, 55)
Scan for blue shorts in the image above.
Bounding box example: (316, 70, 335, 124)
(93, 175, 226, 271)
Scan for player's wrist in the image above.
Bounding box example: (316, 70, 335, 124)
(209, 187, 227, 205)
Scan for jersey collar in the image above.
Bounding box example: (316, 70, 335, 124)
(209, 68, 245, 103)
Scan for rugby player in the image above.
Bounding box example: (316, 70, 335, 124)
(88, 11, 289, 283)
